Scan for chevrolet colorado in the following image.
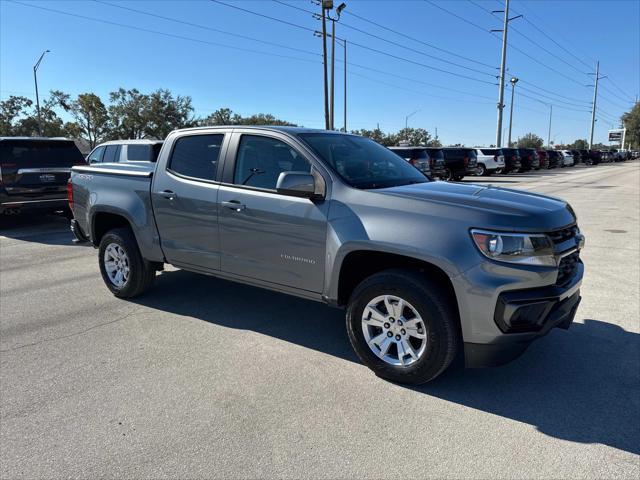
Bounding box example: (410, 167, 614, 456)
(69, 126, 585, 384)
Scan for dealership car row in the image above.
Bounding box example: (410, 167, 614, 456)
(0, 134, 637, 217)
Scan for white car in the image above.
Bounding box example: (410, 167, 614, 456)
(561, 150, 575, 167)
(473, 148, 506, 176)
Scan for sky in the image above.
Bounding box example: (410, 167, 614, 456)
(1, 0, 638, 146)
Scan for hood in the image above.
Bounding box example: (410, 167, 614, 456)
(375, 180, 576, 231)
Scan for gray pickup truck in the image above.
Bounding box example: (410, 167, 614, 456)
(69, 126, 584, 384)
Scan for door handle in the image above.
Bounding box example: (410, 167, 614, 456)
(222, 200, 246, 212)
(159, 190, 176, 200)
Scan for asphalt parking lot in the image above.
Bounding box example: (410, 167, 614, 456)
(1, 162, 639, 479)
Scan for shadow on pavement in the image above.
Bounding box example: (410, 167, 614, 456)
(134, 269, 640, 456)
(0, 213, 80, 247)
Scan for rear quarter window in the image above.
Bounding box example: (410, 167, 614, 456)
(126, 144, 155, 162)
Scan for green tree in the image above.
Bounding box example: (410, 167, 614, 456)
(621, 101, 640, 149)
(350, 128, 386, 144)
(52, 91, 109, 148)
(516, 133, 544, 149)
(568, 139, 588, 149)
(0, 96, 33, 135)
(108, 88, 149, 139)
(12, 93, 66, 137)
(144, 89, 196, 139)
(199, 108, 295, 127)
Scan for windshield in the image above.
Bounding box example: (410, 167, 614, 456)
(299, 133, 428, 189)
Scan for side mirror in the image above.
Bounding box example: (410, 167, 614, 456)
(276, 171, 321, 199)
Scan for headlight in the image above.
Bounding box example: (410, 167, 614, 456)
(470, 229, 556, 267)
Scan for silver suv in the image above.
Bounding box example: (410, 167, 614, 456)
(87, 139, 163, 164)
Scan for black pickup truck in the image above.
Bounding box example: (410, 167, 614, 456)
(441, 147, 478, 181)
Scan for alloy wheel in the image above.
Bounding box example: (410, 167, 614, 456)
(361, 295, 427, 366)
(104, 243, 130, 288)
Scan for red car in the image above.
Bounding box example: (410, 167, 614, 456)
(536, 149, 550, 169)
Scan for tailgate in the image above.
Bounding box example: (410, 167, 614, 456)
(0, 139, 85, 196)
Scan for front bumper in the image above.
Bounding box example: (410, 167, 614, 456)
(464, 262, 583, 367)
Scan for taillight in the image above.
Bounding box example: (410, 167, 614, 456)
(430, 158, 435, 167)
(463, 156, 469, 166)
(409, 159, 417, 166)
(493, 155, 498, 161)
(67, 178, 74, 211)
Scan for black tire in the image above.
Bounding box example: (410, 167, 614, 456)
(453, 174, 464, 181)
(477, 164, 486, 176)
(98, 227, 156, 298)
(444, 168, 453, 181)
(346, 269, 459, 385)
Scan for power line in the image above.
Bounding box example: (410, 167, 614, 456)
(603, 77, 636, 102)
(600, 84, 635, 106)
(209, 0, 316, 32)
(213, 0, 497, 85)
(517, 85, 593, 109)
(273, 0, 496, 71)
(512, 1, 596, 69)
(10, 0, 320, 65)
(424, 0, 589, 89)
(272, 0, 497, 78)
(94, 0, 319, 57)
(517, 80, 591, 105)
(341, 5, 496, 69)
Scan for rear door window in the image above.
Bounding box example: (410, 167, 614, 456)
(126, 144, 152, 161)
(102, 145, 121, 163)
(168, 134, 224, 181)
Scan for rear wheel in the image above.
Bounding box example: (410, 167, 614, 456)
(444, 168, 454, 181)
(476, 164, 486, 176)
(98, 227, 156, 298)
(346, 269, 459, 385)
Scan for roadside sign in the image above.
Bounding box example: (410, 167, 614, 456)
(608, 129, 624, 142)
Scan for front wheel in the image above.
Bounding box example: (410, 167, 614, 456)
(346, 269, 459, 385)
(98, 227, 156, 298)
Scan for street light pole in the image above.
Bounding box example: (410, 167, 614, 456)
(405, 109, 420, 138)
(33, 49, 50, 137)
(507, 76, 518, 147)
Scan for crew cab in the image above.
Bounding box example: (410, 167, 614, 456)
(1, 137, 86, 215)
(69, 126, 585, 385)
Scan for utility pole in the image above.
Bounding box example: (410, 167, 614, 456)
(507, 76, 518, 147)
(321, 3, 330, 130)
(343, 39, 347, 132)
(327, 2, 346, 130)
(588, 61, 605, 149)
(492, 0, 521, 148)
(547, 104, 553, 147)
(33, 49, 50, 137)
